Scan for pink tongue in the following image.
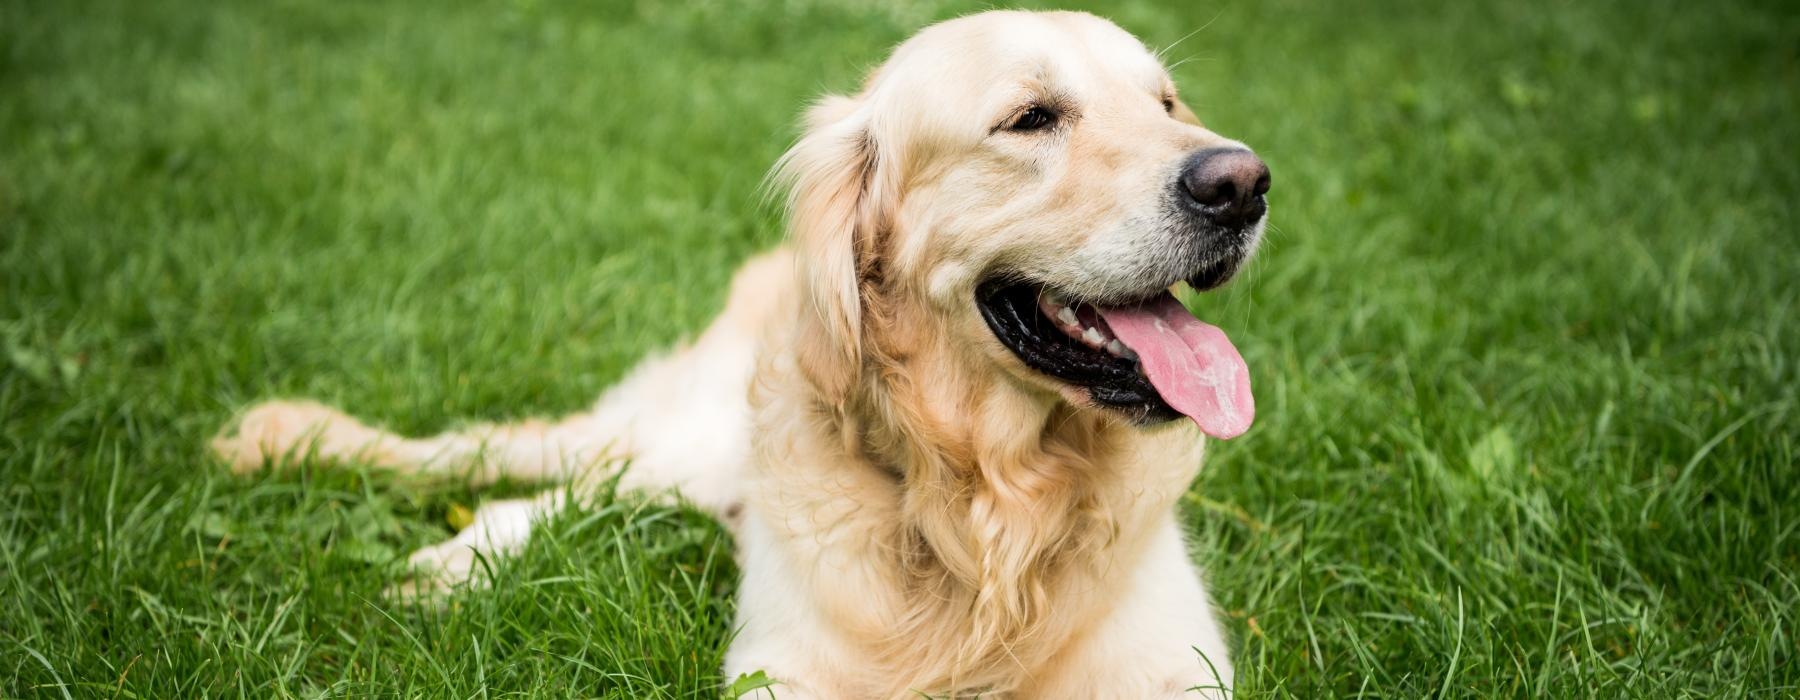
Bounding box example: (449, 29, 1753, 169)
(1096, 294, 1254, 439)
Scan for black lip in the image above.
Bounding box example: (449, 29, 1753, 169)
(1187, 255, 1241, 291)
(975, 280, 1181, 424)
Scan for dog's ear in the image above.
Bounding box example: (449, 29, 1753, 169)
(773, 94, 889, 403)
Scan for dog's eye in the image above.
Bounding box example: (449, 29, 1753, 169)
(1161, 97, 1176, 114)
(1008, 106, 1057, 132)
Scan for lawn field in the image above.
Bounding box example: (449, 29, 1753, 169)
(2, 0, 1796, 697)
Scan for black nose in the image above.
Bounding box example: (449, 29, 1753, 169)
(1179, 148, 1271, 228)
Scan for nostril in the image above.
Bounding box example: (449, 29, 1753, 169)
(1252, 169, 1271, 198)
(1200, 181, 1236, 208)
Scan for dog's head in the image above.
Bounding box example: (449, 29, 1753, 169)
(778, 10, 1265, 438)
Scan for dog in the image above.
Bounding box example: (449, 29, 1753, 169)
(213, 10, 1270, 698)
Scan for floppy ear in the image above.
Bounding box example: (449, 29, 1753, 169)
(772, 94, 886, 402)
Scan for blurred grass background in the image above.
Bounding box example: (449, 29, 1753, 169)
(2, 0, 1796, 696)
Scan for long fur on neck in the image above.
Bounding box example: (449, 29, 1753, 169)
(834, 293, 1131, 694)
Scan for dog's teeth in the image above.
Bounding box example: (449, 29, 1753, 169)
(1056, 308, 1079, 326)
(1082, 327, 1106, 346)
(1105, 339, 1127, 357)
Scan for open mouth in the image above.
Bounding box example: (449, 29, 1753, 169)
(976, 280, 1254, 439)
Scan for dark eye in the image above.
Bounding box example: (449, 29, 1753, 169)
(1161, 97, 1176, 113)
(1008, 106, 1057, 132)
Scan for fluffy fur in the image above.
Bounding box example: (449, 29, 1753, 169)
(214, 10, 1260, 698)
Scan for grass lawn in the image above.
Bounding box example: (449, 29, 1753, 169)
(3, 0, 1796, 696)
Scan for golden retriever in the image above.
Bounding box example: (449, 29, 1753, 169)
(213, 10, 1271, 698)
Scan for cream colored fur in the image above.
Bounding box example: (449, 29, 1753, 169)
(214, 10, 1255, 698)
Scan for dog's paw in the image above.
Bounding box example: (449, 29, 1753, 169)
(381, 541, 486, 604)
(383, 496, 554, 601)
(211, 399, 369, 474)
(383, 562, 472, 605)
(405, 538, 482, 579)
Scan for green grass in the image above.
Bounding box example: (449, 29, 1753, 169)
(2, 0, 1796, 696)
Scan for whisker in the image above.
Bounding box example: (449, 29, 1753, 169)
(1165, 55, 1218, 74)
(1155, 9, 1225, 60)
